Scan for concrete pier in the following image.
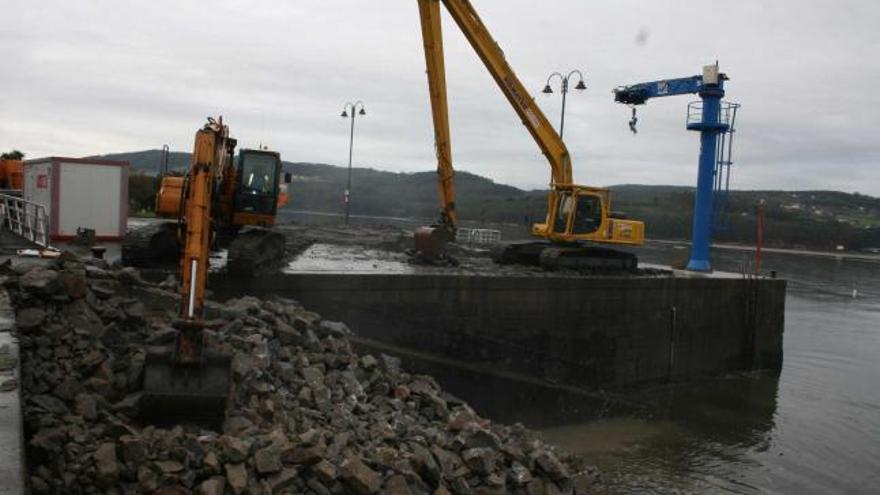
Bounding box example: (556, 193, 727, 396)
(212, 271, 786, 391)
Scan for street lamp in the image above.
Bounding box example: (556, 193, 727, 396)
(542, 70, 587, 139)
(340, 100, 366, 225)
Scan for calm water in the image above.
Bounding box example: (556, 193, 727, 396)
(540, 245, 880, 494)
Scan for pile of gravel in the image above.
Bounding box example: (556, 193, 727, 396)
(8, 256, 600, 494)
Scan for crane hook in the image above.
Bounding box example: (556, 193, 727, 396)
(628, 107, 638, 134)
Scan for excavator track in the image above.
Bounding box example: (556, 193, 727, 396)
(226, 228, 286, 276)
(492, 241, 637, 271)
(122, 221, 180, 267)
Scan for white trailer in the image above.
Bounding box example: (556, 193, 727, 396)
(23, 157, 129, 241)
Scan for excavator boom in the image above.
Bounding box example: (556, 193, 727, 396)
(142, 118, 235, 425)
(416, 0, 644, 269)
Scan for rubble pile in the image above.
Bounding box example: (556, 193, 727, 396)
(9, 257, 599, 494)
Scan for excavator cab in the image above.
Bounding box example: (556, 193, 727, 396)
(234, 149, 283, 219)
(539, 187, 644, 245)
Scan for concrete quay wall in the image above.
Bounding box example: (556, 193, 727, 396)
(213, 273, 786, 391)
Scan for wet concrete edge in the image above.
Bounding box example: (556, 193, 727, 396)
(0, 287, 24, 495)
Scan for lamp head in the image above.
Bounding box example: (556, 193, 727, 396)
(341, 110, 348, 118)
(359, 108, 366, 116)
(575, 79, 587, 91)
(542, 84, 553, 94)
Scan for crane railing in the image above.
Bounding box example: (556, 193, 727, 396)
(0, 193, 51, 247)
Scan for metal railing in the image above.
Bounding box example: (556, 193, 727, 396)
(686, 101, 740, 128)
(0, 193, 50, 247)
(456, 228, 502, 246)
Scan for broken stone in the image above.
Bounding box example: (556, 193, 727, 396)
(119, 435, 146, 464)
(225, 463, 248, 495)
(74, 393, 99, 420)
(20, 268, 62, 295)
(93, 442, 119, 486)
(196, 477, 225, 495)
(254, 444, 282, 474)
(530, 450, 569, 481)
(462, 447, 497, 475)
(16, 307, 46, 329)
(340, 455, 381, 494)
(268, 468, 299, 494)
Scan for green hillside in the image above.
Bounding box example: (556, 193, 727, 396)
(93, 150, 880, 251)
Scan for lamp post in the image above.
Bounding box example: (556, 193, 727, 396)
(542, 70, 587, 139)
(340, 100, 366, 225)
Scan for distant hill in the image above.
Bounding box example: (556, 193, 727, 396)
(92, 150, 880, 251)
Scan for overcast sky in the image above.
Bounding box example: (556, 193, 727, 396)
(2, 1, 879, 195)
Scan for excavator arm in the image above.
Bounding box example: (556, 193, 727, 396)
(415, 0, 644, 269)
(417, 0, 457, 229)
(418, 0, 573, 187)
(142, 117, 235, 425)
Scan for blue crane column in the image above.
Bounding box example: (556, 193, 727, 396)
(685, 83, 727, 271)
(614, 65, 731, 272)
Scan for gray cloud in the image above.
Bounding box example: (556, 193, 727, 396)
(1, 0, 878, 195)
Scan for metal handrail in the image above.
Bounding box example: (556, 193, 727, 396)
(686, 101, 740, 127)
(0, 193, 50, 247)
(456, 228, 502, 246)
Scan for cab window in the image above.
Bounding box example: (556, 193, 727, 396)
(572, 194, 602, 234)
(553, 193, 574, 233)
(240, 153, 278, 196)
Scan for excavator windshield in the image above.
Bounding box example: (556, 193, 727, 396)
(235, 150, 280, 215)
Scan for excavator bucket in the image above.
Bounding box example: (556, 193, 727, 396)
(414, 225, 454, 260)
(140, 329, 231, 427)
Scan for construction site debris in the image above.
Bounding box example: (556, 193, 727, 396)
(9, 258, 601, 494)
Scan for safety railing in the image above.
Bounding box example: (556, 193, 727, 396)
(686, 101, 740, 128)
(456, 228, 502, 246)
(0, 193, 50, 247)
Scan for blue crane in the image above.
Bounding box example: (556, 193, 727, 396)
(614, 64, 739, 272)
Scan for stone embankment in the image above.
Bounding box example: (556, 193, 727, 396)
(8, 255, 601, 494)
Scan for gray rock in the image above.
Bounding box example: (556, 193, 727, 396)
(462, 447, 497, 475)
(196, 477, 225, 495)
(20, 268, 62, 296)
(530, 450, 569, 481)
(268, 468, 299, 494)
(340, 455, 381, 494)
(74, 393, 98, 420)
(153, 459, 184, 473)
(31, 394, 69, 414)
(254, 445, 282, 474)
(16, 307, 46, 329)
(220, 435, 252, 463)
(301, 366, 325, 388)
(119, 435, 146, 464)
(382, 474, 413, 495)
(117, 267, 144, 285)
(312, 459, 338, 483)
(225, 463, 248, 495)
(318, 320, 351, 337)
(93, 442, 119, 486)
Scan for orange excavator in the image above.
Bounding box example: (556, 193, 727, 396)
(141, 118, 287, 422)
(123, 123, 289, 275)
(413, 0, 645, 269)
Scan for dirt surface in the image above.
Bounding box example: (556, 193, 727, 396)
(275, 221, 670, 279)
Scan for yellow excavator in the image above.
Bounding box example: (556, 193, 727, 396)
(414, 0, 645, 270)
(123, 124, 289, 275)
(140, 118, 287, 422)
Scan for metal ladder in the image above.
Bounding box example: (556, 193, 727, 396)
(712, 102, 740, 234)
